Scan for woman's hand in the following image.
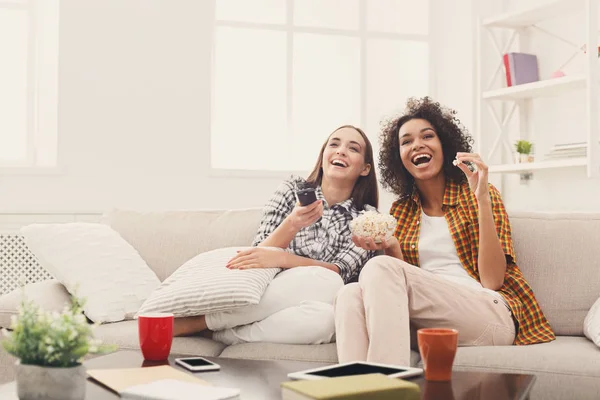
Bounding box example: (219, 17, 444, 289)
(352, 235, 403, 260)
(352, 235, 397, 251)
(455, 152, 490, 201)
(286, 200, 324, 231)
(226, 247, 288, 270)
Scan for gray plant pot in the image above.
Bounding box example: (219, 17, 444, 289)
(15, 361, 86, 400)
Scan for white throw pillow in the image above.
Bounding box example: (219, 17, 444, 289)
(584, 297, 600, 347)
(137, 247, 280, 318)
(21, 223, 161, 323)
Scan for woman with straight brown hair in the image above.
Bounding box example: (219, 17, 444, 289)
(173, 125, 380, 345)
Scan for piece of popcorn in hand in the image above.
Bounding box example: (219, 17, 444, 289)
(350, 211, 397, 243)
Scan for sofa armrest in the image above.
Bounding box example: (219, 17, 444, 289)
(0, 280, 71, 328)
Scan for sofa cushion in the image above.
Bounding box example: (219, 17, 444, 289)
(453, 336, 600, 377)
(452, 336, 600, 400)
(584, 297, 600, 347)
(220, 342, 338, 363)
(20, 223, 161, 323)
(102, 209, 263, 281)
(509, 212, 600, 336)
(0, 279, 71, 328)
(94, 320, 227, 357)
(219, 343, 422, 367)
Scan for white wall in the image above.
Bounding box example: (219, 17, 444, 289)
(1, 0, 284, 214)
(430, 0, 475, 131)
(4, 0, 596, 215)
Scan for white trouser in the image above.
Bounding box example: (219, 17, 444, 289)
(205, 266, 344, 345)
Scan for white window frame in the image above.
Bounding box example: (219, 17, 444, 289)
(209, 0, 435, 178)
(0, 0, 59, 175)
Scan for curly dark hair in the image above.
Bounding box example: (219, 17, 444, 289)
(379, 96, 474, 198)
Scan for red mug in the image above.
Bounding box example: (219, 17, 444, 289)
(138, 313, 174, 361)
(417, 328, 458, 381)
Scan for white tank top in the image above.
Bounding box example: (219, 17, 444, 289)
(418, 211, 506, 303)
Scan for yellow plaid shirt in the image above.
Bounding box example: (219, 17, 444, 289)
(390, 180, 555, 345)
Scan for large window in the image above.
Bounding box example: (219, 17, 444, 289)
(0, 0, 59, 169)
(211, 0, 431, 173)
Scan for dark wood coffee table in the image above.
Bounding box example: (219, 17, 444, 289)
(0, 350, 536, 399)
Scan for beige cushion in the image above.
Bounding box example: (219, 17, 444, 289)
(219, 343, 422, 367)
(94, 320, 227, 357)
(453, 336, 600, 376)
(453, 336, 600, 400)
(102, 209, 263, 281)
(220, 343, 339, 363)
(0, 280, 71, 328)
(509, 212, 600, 336)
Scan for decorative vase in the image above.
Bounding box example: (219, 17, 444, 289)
(15, 361, 86, 400)
(519, 153, 531, 163)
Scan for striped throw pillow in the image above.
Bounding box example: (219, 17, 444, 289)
(136, 247, 280, 317)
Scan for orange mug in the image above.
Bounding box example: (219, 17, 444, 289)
(417, 328, 458, 381)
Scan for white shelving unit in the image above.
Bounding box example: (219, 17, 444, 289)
(476, 0, 600, 177)
(488, 157, 588, 173)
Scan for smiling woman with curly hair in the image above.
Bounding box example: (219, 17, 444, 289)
(334, 96, 555, 367)
(379, 97, 474, 198)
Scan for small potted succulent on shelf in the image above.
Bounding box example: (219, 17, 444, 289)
(514, 140, 534, 163)
(1, 296, 115, 400)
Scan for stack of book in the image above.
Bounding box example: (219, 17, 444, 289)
(503, 52, 539, 87)
(545, 142, 587, 159)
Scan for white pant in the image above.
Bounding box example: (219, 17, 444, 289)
(205, 266, 344, 345)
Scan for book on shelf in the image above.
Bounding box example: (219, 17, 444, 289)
(546, 142, 587, 158)
(545, 151, 586, 159)
(549, 142, 586, 150)
(87, 365, 240, 400)
(280, 373, 420, 400)
(503, 52, 539, 87)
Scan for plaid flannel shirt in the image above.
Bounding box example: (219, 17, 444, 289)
(252, 176, 375, 283)
(390, 180, 555, 345)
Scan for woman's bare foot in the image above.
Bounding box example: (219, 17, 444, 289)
(173, 315, 208, 337)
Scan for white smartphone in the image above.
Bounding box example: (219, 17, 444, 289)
(175, 357, 221, 372)
(287, 361, 422, 381)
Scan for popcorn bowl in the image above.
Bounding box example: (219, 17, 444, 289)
(350, 211, 397, 243)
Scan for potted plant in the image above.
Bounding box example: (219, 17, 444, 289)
(514, 140, 534, 163)
(1, 296, 115, 400)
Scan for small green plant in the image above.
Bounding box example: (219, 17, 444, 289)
(514, 140, 534, 155)
(1, 296, 115, 367)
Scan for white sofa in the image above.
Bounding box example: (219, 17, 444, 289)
(1, 208, 599, 399)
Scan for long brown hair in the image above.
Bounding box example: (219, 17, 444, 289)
(306, 125, 379, 210)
